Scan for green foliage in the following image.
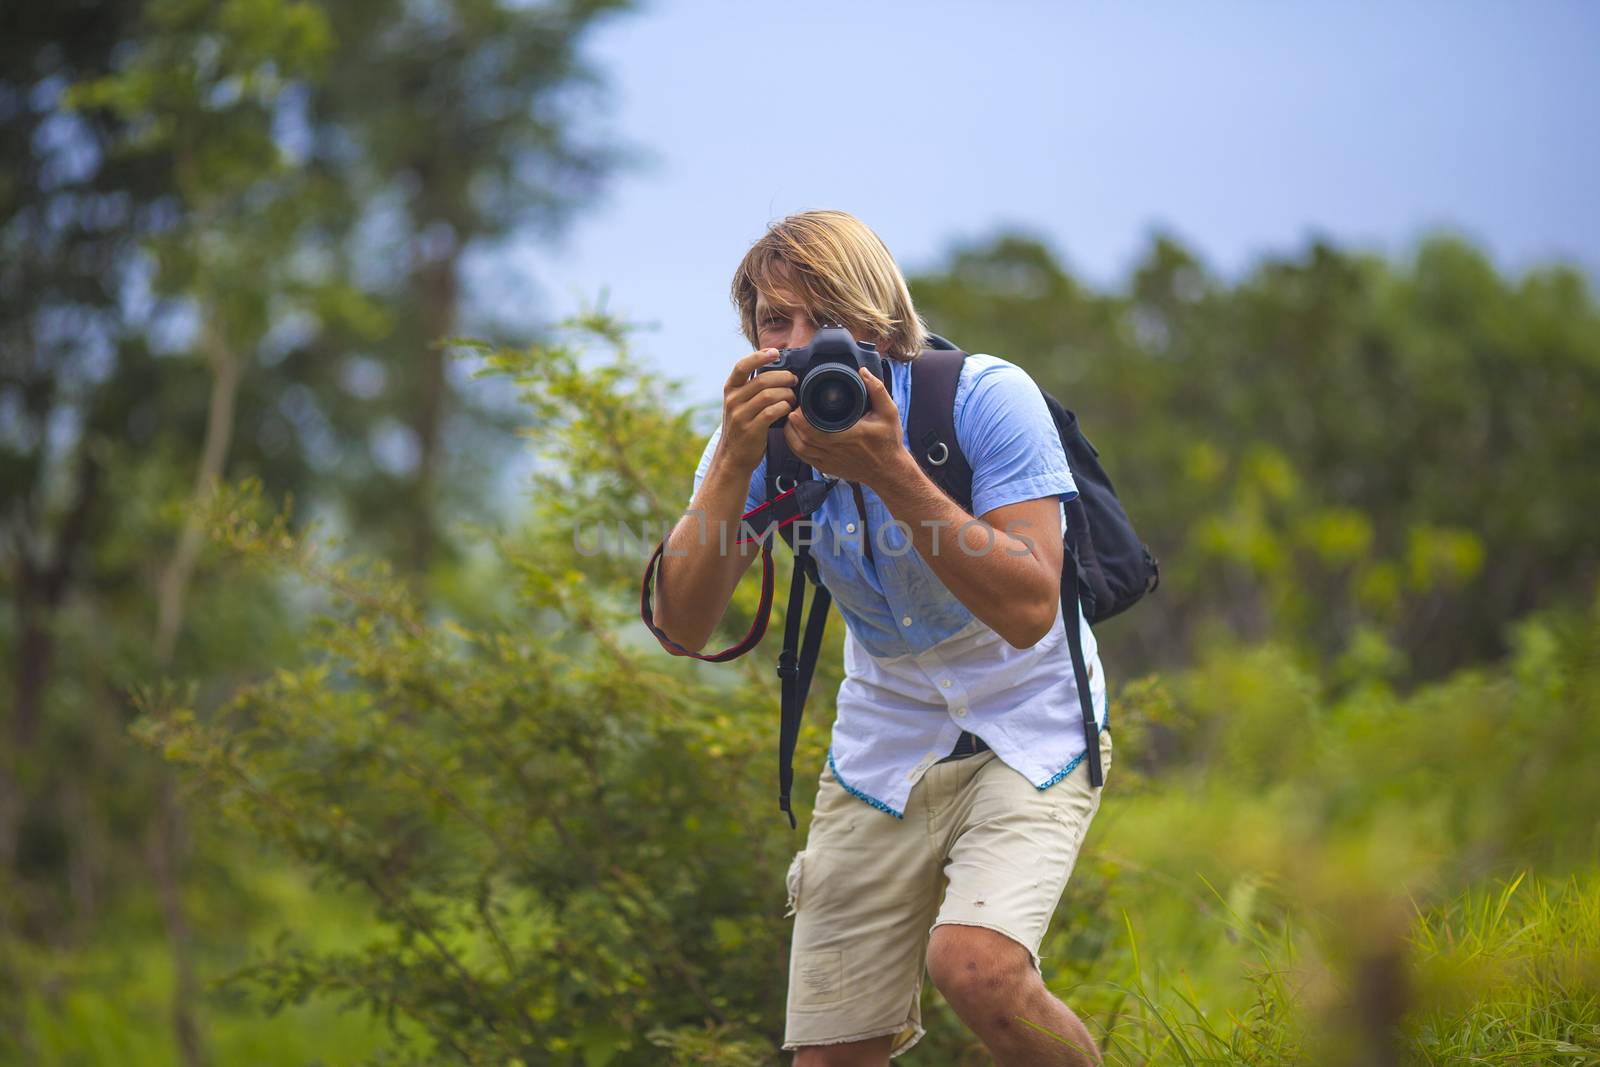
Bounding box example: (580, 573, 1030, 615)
(112, 317, 1600, 1065)
(1013, 589, 1600, 1066)
(4, 4, 635, 1058)
(911, 234, 1600, 681)
(13, 854, 397, 1064)
(9, 23, 1599, 1053)
(1022, 873, 1600, 1066)
(131, 320, 817, 1064)
(1407, 875, 1600, 1064)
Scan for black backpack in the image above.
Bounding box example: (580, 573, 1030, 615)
(760, 336, 1159, 821)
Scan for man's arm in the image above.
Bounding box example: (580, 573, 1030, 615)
(651, 349, 796, 652)
(651, 449, 762, 652)
(777, 355, 1075, 646)
(867, 450, 1063, 649)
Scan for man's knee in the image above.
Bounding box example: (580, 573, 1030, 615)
(926, 923, 1039, 1019)
(791, 1035, 894, 1067)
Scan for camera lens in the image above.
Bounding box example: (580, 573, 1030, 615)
(814, 380, 852, 418)
(799, 365, 868, 432)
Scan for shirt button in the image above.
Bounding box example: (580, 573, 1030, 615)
(845, 522, 857, 534)
(901, 615, 913, 627)
(940, 679, 952, 689)
(955, 706, 969, 718)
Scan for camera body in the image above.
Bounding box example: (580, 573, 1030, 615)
(757, 325, 885, 433)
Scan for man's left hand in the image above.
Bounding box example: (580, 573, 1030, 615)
(783, 368, 905, 487)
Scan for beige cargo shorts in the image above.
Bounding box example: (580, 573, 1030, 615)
(782, 728, 1111, 1057)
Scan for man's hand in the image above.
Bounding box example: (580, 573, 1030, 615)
(782, 367, 903, 485)
(717, 349, 796, 474)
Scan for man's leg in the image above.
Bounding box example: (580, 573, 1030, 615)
(782, 759, 943, 1060)
(926, 730, 1113, 1066)
(927, 924, 1099, 1066)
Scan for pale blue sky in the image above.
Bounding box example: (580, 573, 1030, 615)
(483, 1, 1599, 403)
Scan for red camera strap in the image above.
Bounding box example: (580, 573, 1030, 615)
(639, 479, 836, 661)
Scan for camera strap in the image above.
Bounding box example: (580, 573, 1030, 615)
(639, 476, 838, 663)
(778, 535, 830, 829)
(640, 476, 838, 827)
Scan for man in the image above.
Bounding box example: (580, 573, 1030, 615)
(651, 210, 1111, 1066)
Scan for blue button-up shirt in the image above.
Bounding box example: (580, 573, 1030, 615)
(692, 353, 1107, 816)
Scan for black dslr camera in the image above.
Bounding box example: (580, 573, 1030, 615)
(756, 325, 885, 433)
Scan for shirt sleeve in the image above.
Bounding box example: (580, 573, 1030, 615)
(691, 425, 766, 513)
(953, 356, 1078, 519)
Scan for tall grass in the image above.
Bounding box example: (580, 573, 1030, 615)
(1027, 873, 1599, 1066)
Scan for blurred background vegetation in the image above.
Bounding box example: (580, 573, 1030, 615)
(3, 2, 1598, 1065)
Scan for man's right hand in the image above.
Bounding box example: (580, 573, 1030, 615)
(716, 349, 797, 474)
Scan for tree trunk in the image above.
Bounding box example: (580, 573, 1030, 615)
(406, 246, 459, 578)
(2, 451, 101, 871)
(146, 317, 242, 1067)
(155, 326, 241, 661)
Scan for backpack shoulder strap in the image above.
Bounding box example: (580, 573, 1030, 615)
(907, 346, 974, 512)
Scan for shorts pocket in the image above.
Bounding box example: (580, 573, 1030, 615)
(784, 850, 806, 918)
(791, 949, 844, 1006)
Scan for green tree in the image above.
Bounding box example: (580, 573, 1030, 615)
(299, 0, 633, 574)
(909, 233, 1600, 682)
(1, 1, 634, 1059)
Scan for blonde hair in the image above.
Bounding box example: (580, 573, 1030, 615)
(731, 210, 929, 362)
